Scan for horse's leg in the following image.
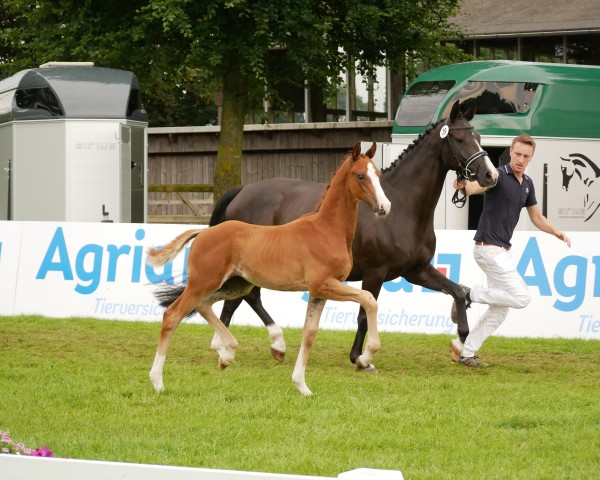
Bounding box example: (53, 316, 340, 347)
(314, 280, 380, 371)
(292, 296, 326, 396)
(214, 288, 286, 362)
(198, 302, 240, 369)
(348, 275, 384, 372)
(211, 297, 243, 353)
(405, 265, 470, 353)
(150, 288, 201, 392)
(244, 287, 286, 361)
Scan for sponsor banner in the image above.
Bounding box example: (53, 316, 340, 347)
(1, 221, 599, 340)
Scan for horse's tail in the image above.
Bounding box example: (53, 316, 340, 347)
(146, 229, 202, 267)
(209, 185, 244, 226)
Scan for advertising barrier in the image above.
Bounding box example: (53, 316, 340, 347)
(1, 221, 598, 340)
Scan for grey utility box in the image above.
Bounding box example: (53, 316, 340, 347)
(0, 62, 148, 222)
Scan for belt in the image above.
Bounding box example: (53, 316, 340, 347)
(475, 240, 510, 251)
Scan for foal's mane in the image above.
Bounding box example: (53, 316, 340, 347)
(381, 118, 446, 174)
(310, 148, 354, 214)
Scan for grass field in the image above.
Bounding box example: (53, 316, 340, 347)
(1, 315, 599, 479)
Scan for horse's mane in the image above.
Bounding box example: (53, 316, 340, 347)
(381, 118, 446, 174)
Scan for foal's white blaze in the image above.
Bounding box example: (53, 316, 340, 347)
(367, 162, 391, 215)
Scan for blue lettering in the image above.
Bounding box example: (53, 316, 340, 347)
(383, 277, 413, 293)
(106, 245, 131, 281)
(131, 228, 145, 282)
(593, 257, 600, 297)
(36, 227, 74, 280)
(517, 237, 552, 295)
(75, 244, 103, 294)
(145, 262, 174, 284)
(553, 256, 587, 312)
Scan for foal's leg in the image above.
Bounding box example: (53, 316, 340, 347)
(215, 288, 286, 362)
(292, 296, 326, 396)
(150, 289, 200, 392)
(315, 280, 380, 370)
(197, 302, 239, 369)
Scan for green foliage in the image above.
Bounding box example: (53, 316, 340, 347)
(0, 0, 466, 127)
(1, 316, 599, 478)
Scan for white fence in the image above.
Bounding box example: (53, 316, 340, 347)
(0, 456, 403, 480)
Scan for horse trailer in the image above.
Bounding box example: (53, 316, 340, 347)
(372, 60, 600, 232)
(0, 62, 148, 223)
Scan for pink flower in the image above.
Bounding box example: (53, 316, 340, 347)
(30, 446, 54, 457)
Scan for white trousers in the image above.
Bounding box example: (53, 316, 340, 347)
(461, 244, 531, 357)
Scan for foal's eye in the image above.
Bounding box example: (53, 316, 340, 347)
(357, 173, 365, 181)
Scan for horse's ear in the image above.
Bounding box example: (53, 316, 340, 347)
(366, 142, 377, 159)
(463, 101, 477, 121)
(352, 142, 361, 161)
(449, 100, 460, 122)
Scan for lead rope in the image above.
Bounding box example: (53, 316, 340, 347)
(451, 172, 467, 208)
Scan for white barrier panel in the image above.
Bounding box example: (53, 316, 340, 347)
(1, 221, 599, 340)
(0, 456, 403, 480)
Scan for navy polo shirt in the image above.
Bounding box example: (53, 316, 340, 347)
(474, 164, 537, 249)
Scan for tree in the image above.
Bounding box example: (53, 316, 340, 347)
(0, 0, 466, 199)
(139, 0, 466, 198)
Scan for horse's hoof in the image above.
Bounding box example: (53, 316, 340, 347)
(218, 359, 230, 370)
(356, 363, 378, 374)
(271, 347, 285, 362)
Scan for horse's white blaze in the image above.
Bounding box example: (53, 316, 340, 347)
(367, 162, 391, 214)
(267, 323, 286, 353)
(475, 139, 499, 182)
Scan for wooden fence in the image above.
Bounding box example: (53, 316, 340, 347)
(147, 121, 392, 223)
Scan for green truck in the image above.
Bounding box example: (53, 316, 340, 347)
(381, 60, 600, 232)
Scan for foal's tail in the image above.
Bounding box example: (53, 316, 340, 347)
(209, 185, 243, 226)
(146, 229, 202, 267)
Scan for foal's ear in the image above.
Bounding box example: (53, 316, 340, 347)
(352, 142, 362, 161)
(366, 142, 377, 159)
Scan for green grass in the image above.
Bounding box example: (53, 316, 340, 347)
(1, 315, 599, 479)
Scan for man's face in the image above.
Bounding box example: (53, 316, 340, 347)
(509, 141, 534, 176)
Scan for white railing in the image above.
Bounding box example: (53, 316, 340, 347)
(0, 455, 403, 480)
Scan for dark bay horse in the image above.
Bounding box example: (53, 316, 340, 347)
(209, 100, 498, 370)
(147, 142, 391, 395)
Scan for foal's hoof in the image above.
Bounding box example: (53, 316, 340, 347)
(271, 347, 285, 363)
(218, 358, 230, 370)
(356, 363, 378, 374)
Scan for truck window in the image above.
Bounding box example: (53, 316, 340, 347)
(15, 87, 64, 116)
(447, 81, 539, 116)
(395, 80, 455, 126)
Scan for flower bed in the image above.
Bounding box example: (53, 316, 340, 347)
(1, 431, 53, 457)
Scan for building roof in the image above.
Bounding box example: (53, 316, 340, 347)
(450, 0, 600, 37)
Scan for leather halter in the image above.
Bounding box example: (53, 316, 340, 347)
(444, 124, 488, 181)
(444, 123, 489, 208)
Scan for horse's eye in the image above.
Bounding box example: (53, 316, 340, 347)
(357, 173, 365, 181)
